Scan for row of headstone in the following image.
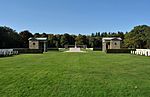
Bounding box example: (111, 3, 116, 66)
(131, 49, 150, 56)
(0, 49, 18, 57)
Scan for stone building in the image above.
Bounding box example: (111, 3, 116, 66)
(28, 38, 47, 52)
(102, 37, 122, 51)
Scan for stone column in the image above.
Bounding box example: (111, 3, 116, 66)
(44, 41, 47, 52)
(102, 42, 106, 52)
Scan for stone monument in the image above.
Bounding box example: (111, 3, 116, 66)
(65, 42, 85, 52)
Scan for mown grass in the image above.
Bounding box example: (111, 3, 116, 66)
(0, 51, 150, 97)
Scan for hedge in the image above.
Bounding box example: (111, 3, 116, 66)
(47, 48, 59, 51)
(106, 49, 136, 53)
(93, 48, 102, 51)
(13, 48, 43, 54)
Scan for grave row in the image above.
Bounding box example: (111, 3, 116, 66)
(131, 49, 150, 56)
(0, 49, 18, 57)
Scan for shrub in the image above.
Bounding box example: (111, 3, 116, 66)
(93, 48, 102, 51)
(13, 48, 43, 54)
(106, 49, 136, 53)
(47, 48, 59, 51)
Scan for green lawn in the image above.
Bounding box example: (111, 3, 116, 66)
(0, 51, 150, 97)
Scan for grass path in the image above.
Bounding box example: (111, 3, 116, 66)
(0, 51, 150, 97)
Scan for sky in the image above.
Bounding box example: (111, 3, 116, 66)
(0, 0, 150, 35)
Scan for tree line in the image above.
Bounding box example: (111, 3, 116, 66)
(0, 25, 150, 49)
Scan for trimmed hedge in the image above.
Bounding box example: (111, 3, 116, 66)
(93, 48, 102, 51)
(47, 48, 59, 51)
(106, 49, 136, 53)
(13, 48, 43, 54)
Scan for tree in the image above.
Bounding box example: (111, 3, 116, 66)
(124, 32, 136, 48)
(91, 33, 95, 37)
(94, 37, 102, 48)
(60, 33, 70, 47)
(75, 34, 87, 45)
(48, 34, 54, 47)
(0, 26, 21, 48)
(55, 34, 61, 48)
(88, 37, 95, 47)
(101, 32, 108, 37)
(34, 33, 41, 38)
(19, 30, 33, 48)
(124, 25, 150, 48)
(144, 26, 150, 48)
(41, 33, 48, 38)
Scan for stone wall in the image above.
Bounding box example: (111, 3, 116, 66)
(110, 41, 120, 49)
(29, 41, 39, 49)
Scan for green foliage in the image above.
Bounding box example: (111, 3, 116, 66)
(75, 34, 87, 45)
(0, 52, 150, 97)
(93, 48, 102, 51)
(106, 49, 135, 53)
(48, 34, 60, 48)
(34, 33, 41, 37)
(124, 25, 150, 48)
(0, 26, 21, 48)
(13, 48, 43, 54)
(60, 33, 70, 47)
(47, 48, 59, 51)
(46, 31, 126, 48)
(19, 30, 33, 48)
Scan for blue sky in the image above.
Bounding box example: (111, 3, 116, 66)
(0, 0, 150, 34)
